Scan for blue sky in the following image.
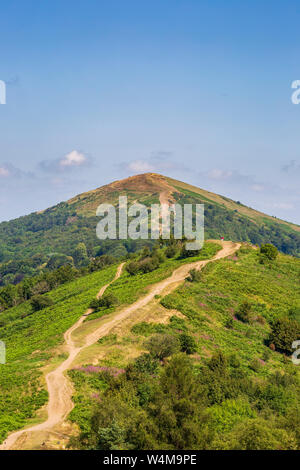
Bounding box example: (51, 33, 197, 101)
(0, 0, 300, 223)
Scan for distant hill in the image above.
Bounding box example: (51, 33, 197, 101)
(0, 173, 299, 285)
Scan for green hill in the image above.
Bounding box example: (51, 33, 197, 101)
(0, 173, 299, 286)
(69, 245, 300, 451)
(1, 240, 299, 450)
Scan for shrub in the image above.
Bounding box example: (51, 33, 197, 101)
(165, 245, 177, 258)
(260, 243, 278, 261)
(186, 269, 202, 282)
(144, 333, 180, 360)
(208, 351, 227, 375)
(90, 293, 118, 310)
(268, 317, 300, 354)
(131, 353, 159, 375)
(213, 418, 297, 450)
(236, 301, 253, 323)
(179, 333, 197, 354)
(30, 295, 54, 312)
(125, 255, 160, 275)
(262, 349, 271, 362)
(139, 256, 159, 274)
(125, 261, 140, 276)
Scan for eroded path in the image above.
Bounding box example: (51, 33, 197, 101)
(1, 241, 240, 450)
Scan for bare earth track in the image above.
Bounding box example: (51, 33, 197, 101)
(0, 241, 240, 450)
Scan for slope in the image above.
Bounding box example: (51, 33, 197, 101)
(0, 173, 299, 288)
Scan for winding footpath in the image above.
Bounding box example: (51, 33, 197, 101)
(0, 241, 240, 450)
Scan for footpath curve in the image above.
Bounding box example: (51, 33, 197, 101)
(1, 241, 240, 450)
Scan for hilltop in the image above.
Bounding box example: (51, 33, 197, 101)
(0, 173, 299, 286)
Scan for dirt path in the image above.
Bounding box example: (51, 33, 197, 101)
(1, 241, 240, 450)
(0, 262, 124, 451)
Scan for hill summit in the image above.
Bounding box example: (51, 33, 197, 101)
(0, 173, 299, 286)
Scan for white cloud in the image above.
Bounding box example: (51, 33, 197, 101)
(127, 160, 154, 173)
(0, 167, 10, 177)
(59, 150, 87, 168)
(39, 150, 92, 173)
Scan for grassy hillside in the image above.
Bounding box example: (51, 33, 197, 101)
(0, 265, 117, 442)
(67, 246, 300, 450)
(0, 241, 220, 443)
(0, 173, 299, 285)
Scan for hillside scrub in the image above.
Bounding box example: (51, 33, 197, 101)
(70, 350, 299, 450)
(0, 242, 221, 442)
(68, 247, 300, 450)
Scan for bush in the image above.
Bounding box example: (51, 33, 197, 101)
(125, 255, 160, 275)
(130, 353, 159, 375)
(30, 295, 54, 312)
(269, 317, 300, 354)
(208, 351, 227, 375)
(90, 293, 118, 311)
(260, 244, 278, 261)
(179, 333, 197, 354)
(125, 261, 140, 276)
(236, 301, 253, 323)
(144, 333, 180, 360)
(165, 245, 177, 258)
(213, 418, 297, 450)
(186, 269, 202, 282)
(139, 256, 160, 274)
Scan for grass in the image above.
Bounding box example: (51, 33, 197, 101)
(159, 247, 300, 376)
(0, 264, 117, 442)
(0, 242, 220, 443)
(85, 242, 221, 322)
